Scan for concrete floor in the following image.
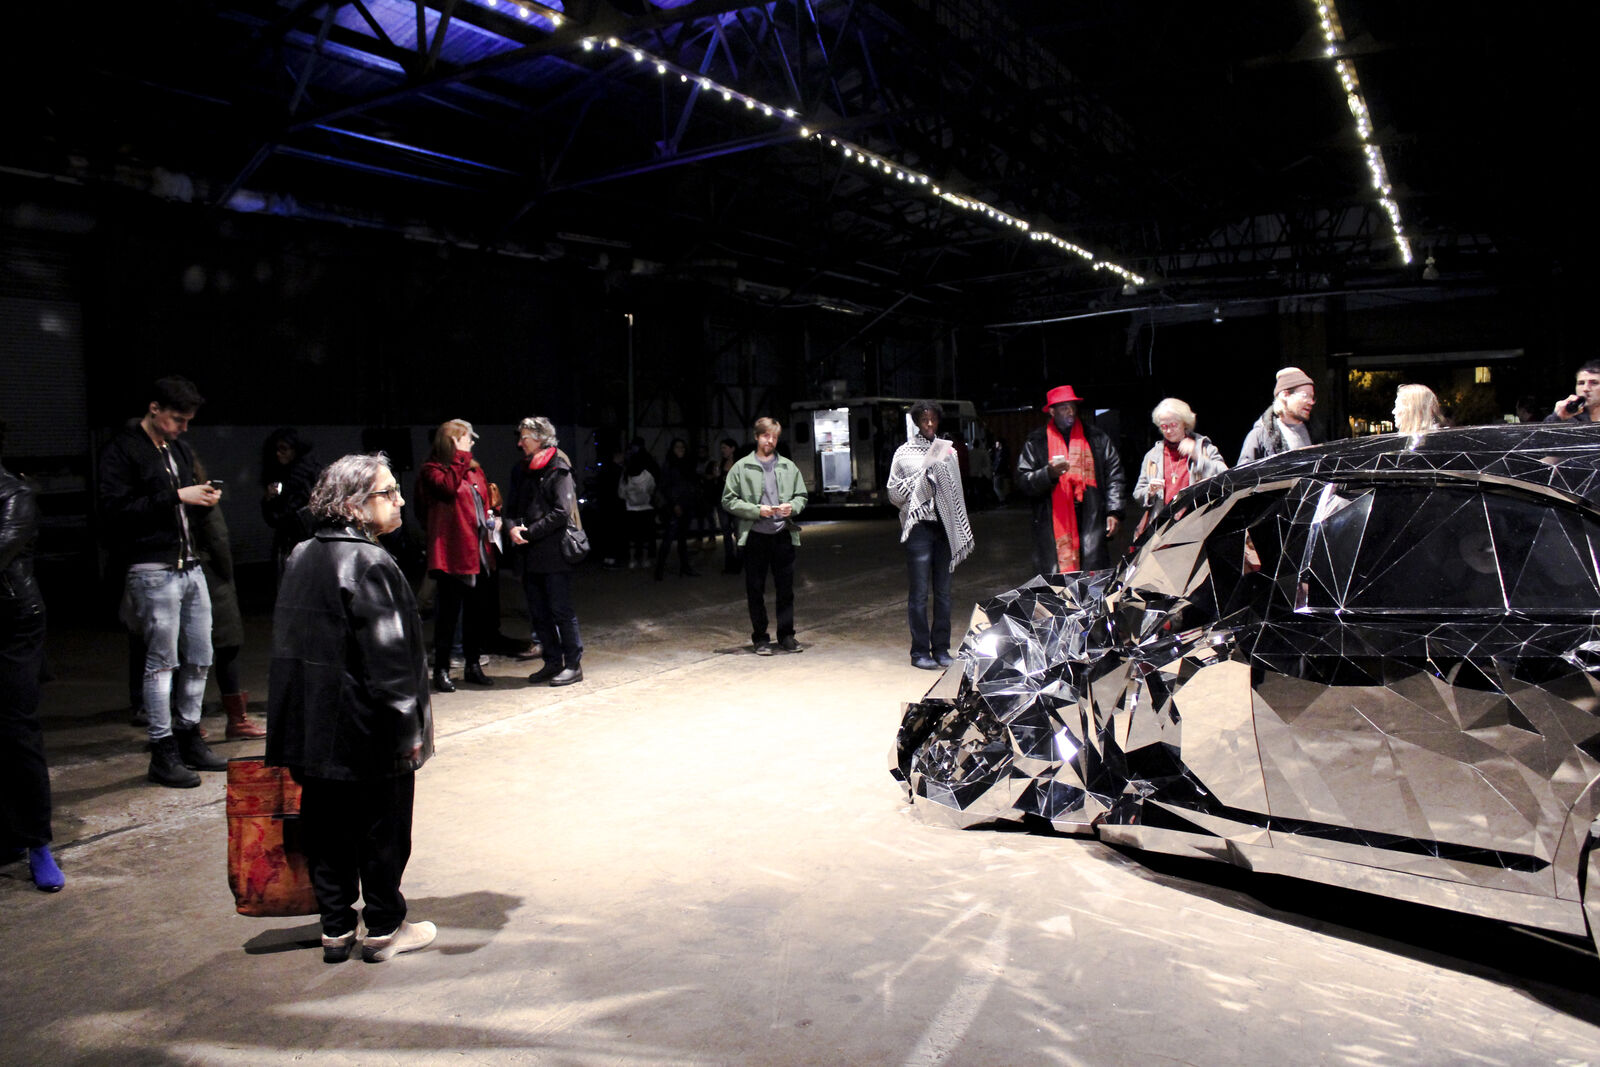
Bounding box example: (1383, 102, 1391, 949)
(6, 507, 1600, 1065)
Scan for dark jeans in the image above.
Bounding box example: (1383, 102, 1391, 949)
(298, 773, 415, 939)
(597, 504, 627, 566)
(742, 531, 795, 644)
(625, 510, 656, 564)
(654, 508, 693, 577)
(0, 601, 50, 848)
(904, 521, 952, 658)
(431, 569, 495, 668)
(522, 570, 583, 670)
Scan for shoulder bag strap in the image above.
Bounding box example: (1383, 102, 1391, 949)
(564, 470, 584, 531)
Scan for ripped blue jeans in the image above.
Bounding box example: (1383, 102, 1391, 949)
(124, 567, 212, 741)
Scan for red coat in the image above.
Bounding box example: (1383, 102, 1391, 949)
(418, 452, 495, 575)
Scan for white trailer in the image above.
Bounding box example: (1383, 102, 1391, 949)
(788, 396, 987, 506)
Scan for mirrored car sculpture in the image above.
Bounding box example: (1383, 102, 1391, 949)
(892, 423, 1600, 951)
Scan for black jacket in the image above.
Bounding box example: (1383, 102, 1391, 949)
(658, 456, 701, 513)
(1016, 422, 1128, 576)
(261, 453, 321, 559)
(517, 453, 578, 574)
(96, 420, 204, 567)
(0, 463, 43, 615)
(266, 525, 433, 781)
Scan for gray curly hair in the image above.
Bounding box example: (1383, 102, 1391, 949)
(308, 453, 393, 532)
(517, 416, 558, 449)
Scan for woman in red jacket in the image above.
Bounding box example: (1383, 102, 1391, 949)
(418, 420, 497, 692)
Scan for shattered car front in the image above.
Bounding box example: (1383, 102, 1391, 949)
(891, 422, 1600, 950)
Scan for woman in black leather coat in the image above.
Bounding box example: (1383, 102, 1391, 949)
(0, 460, 62, 891)
(509, 417, 584, 687)
(265, 453, 436, 963)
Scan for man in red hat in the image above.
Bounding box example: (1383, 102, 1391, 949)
(1016, 385, 1127, 577)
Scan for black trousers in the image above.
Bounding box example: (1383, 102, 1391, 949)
(431, 569, 495, 668)
(0, 601, 50, 848)
(742, 531, 795, 644)
(298, 773, 415, 938)
(654, 508, 693, 577)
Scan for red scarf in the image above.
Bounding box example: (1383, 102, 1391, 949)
(1160, 440, 1190, 503)
(1046, 420, 1097, 573)
(527, 447, 555, 471)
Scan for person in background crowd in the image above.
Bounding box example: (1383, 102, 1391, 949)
(592, 446, 627, 570)
(722, 417, 808, 655)
(715, 437, 741, 574)
(887, 402, 975, 671)
(1131, 398, 1228, 535)
(697, 442, 721, 550)
(1546, 361, 1600, 424)
(654, 437, 702, 580)
(947, 427, 972, 505)
(260, 427, 321, 578)
(508, 417, 585, 687)
(266, 453, 436, 964)
(192, 456, 266, 739)
(1238, 367, 1319, 464)
(989, 435, 1011, 505)
(1393, 384, 1445, 435)
(1514, 396, 1539, 425)
(1016, 385, 1127, 578)
(417, 419, 497, 693)
(0, 443, 63, 892)
(619, 445, 657, 570)
(97, 375, 228, 788)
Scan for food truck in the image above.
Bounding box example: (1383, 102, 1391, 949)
(788, 396, 987, 506)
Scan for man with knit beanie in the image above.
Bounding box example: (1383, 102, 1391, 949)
(1238, 367, 1318, 465)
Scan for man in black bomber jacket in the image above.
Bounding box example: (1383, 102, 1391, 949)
(96, 375, 229, 788)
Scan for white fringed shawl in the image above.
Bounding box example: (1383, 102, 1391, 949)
(888, 423, 975, 572)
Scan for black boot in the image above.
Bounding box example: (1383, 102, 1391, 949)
(462, 660, 493, 686)
(174, 728, 227, 772)
(432, 668, 456, 693)
(148, 736, 201, 788)
(527, 661, 563, 684)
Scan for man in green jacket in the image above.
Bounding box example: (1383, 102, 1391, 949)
(721, 417, 808, 655)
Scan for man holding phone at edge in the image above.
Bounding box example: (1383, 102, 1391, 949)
(1546, 361, 1600, 424)
(1016, 385, 1127, 580)
(97, 375, 228, 787)
(721, 416, 807, 656)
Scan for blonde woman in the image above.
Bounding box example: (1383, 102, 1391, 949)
(1393, 384, 1444, 435)
(1132, 398, 1228, 531)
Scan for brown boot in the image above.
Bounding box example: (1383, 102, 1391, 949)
(224, 692, 266, 740)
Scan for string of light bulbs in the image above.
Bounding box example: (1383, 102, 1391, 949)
(577, 35, 1147, 286)
(1312, 0, 1412, 265)
(474, 0, 566, 29)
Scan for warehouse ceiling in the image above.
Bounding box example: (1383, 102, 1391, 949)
(4, 0, 1578, 327)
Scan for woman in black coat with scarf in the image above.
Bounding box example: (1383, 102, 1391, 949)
(509, 417, 584, 688)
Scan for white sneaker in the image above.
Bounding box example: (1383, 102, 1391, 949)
(321, 930, 357, 964)
(362, 920, 437, 962)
